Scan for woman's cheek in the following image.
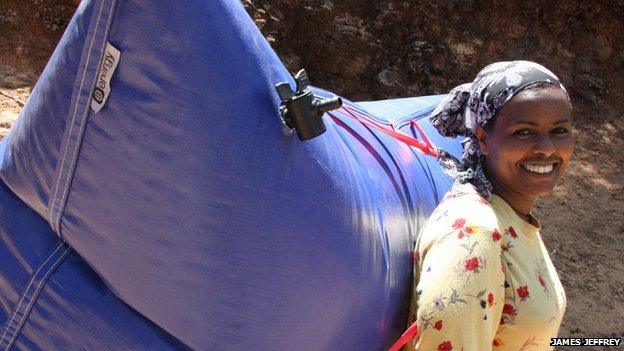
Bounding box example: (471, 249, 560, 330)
(556, 137, 575, 160)
(506, 141, 532, 161)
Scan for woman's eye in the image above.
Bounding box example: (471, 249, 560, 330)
(513, 129, 533, 137)
(552, 127, 570, 135)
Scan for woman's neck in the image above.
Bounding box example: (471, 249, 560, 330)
(487, 174, 536, 217)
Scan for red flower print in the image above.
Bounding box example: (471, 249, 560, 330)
(501, 244, 509, 251)
(457, 230, 465, 239)
(491, 229, 502, 241)
(452, 218, 466, 229)
(487, 293, 494, 307)
(437, 340, 453, 351)
(493, 337, 504, 347)
(502, 303, 516, 315)
(464, 226, 474, 234)
(539, 276, 546, 288)
(517, 285, 530, 300)
(464, 257, 480, 271)
(434, 320, 443, 330)
(508, 226, 517, 238)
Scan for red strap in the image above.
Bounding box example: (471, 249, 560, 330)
(409, 120, 435, 155)
(388, 321, 420, 351)
(335, 106, 439, 158)
(327, 106, 430, 349)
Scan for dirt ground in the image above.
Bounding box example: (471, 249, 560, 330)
(0, 1, 622, 350)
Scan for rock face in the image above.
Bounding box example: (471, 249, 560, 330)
(2, 0, 622, 121)
(243, 0, 623, 124)
(0, 0, 74, 83)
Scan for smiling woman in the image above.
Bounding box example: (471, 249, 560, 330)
(405, 61, 574, 351)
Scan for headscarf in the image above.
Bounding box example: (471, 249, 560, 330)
(430, 60, 569, 200)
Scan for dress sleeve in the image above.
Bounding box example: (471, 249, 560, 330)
(411, 222, 505, 351)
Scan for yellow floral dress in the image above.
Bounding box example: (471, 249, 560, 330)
(407, 184, 566, 351)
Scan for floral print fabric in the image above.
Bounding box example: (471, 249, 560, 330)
(407, 184, 566, 351)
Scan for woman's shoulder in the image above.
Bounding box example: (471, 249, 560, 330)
(419, 183, 500, 245)
(441, 182, 488, 203)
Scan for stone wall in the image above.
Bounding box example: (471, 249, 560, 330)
(244, 0, 624, 124)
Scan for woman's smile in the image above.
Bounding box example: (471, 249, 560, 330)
(522, 163, 556, 174)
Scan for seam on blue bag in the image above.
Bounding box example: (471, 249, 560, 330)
(48, 0, 107, 233)
(0, 242, 70, 350)
(394, 106, 438, 130)
(48, 0, 118, 236)
(346, 102, 392, 125)
(4, 246, 71, 350)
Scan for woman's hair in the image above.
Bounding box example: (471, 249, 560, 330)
(429, 61, 569, 199)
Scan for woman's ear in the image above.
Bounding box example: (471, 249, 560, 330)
(475, 126, 490, 156)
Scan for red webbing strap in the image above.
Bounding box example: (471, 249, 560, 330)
(388, 321, 420, 351)
(328, 106, 430, 349)
(336, 106, 440, 158)
(409, 120, 435, 155)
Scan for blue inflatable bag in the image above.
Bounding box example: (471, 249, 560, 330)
(0, 0, 462, 349)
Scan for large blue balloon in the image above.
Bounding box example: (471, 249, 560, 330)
(0, 0, 462, 349)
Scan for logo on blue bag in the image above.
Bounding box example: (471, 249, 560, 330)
(91, 41, 120, 113)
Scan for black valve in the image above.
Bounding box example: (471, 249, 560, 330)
(275, 69, 342, 141)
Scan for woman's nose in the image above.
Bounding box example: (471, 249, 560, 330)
(533, 135, 556, 158)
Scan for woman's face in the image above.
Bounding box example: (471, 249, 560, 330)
(476, 86, 574, 200)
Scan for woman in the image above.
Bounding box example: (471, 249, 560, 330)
(406, 61, 574, 350)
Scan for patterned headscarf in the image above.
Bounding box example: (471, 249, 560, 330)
(430, 60, 569, 200)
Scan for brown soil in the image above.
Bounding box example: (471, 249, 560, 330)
(0, 0, 73, 137)
(1, 1, 622, 349)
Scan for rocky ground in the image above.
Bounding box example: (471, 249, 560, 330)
(1, 1, 623, 350)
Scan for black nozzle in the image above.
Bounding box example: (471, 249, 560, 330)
(275, 69, 342, 141)
(313, 97, 343, 115)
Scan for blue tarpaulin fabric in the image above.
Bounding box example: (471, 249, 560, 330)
(0, 0, 462, 349)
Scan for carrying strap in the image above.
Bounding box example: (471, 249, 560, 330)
(326, 105, 433, 349)
(329, 105, 440, 158)
(388, 321, 420, 351)
(327, 105, 433, 350)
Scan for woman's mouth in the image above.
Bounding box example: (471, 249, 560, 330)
(522, 163, 556, 174)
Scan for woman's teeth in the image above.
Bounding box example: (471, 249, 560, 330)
(523, 164, 554, 174)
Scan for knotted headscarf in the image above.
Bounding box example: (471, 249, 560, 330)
(430, 60, 569, 200)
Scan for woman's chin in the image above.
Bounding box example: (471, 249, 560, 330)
(521, 181, 559, 198)
(517, 167, 565, 198)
